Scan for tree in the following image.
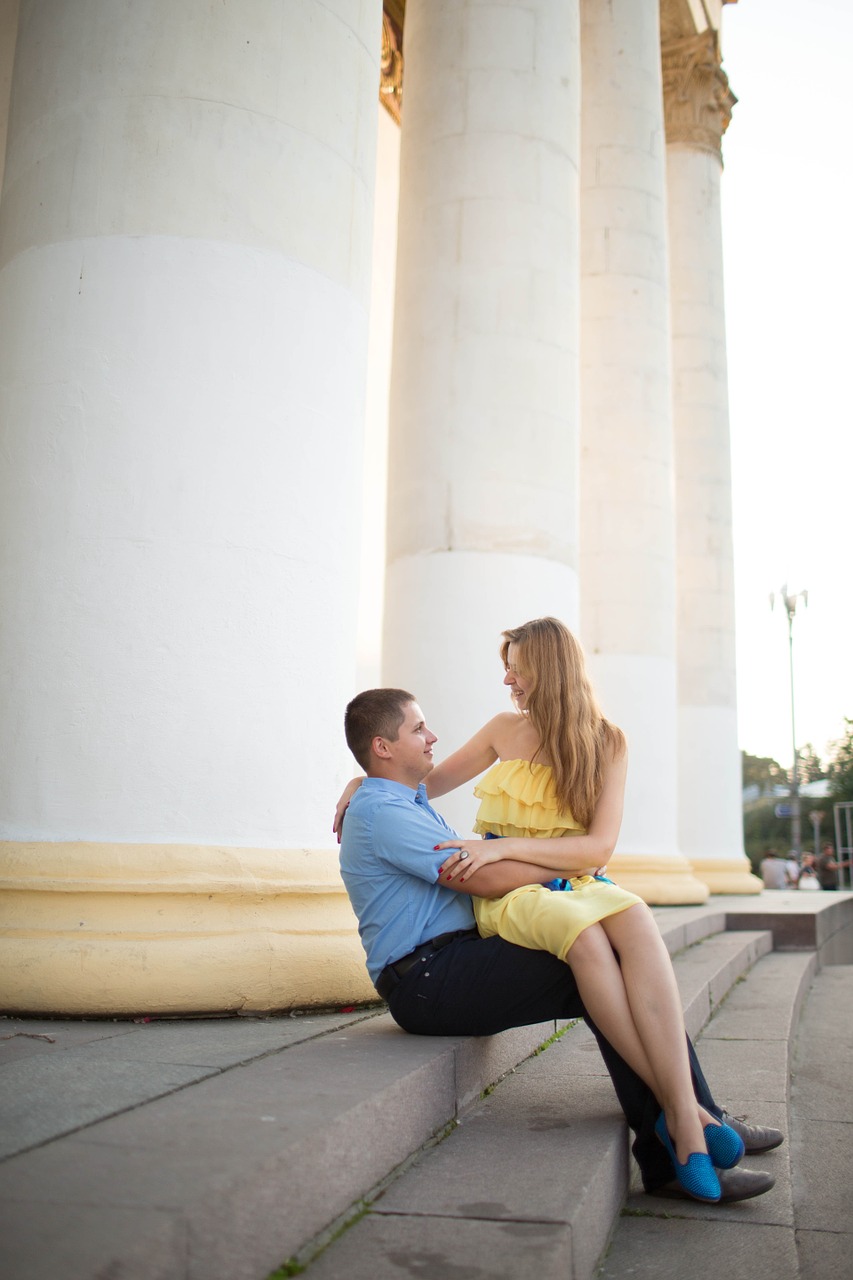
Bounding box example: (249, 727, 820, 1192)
(741, 751, 788, 795)
(798, 743, 827, 784)
(742, 801, 788, 871)
(787, 722, 853, 857)
(741, 751, 790, 870)
(741, 734, 849, 868)
(827, 718, 853, 800)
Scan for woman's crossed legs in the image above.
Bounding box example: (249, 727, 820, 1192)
(474, 887, 725, 1169)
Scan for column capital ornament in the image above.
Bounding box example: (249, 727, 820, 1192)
(380, 11, 404, 125)
(662, 31, 737, 161)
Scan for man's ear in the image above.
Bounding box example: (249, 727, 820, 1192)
(372, 734, 392, 760)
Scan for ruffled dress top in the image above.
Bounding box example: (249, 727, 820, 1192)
(472, 759, 584, 840)
(469, 758, 642, 952)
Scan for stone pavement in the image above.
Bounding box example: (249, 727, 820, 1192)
(1, 894, 852, 1279)
(599, 961, 853, 1280)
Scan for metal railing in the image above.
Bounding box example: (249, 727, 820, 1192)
(833, 801, 853, 890)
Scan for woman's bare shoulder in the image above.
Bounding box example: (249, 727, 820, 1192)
(486, 710, 522, 733)
(602, 720, 628, 762)
(488, 711, 535, 755)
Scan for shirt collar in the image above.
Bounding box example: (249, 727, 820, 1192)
(362, 776, 427, 804)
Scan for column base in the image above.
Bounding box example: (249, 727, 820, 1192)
(605, 854, 710, 905)
(689, 856, 764, 896)
(0, 842, 376, 1016)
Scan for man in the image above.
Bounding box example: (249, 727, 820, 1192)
(760, 849, 789, 890)
(338, 688, 783, 1202)
(815, 841, 852, 890)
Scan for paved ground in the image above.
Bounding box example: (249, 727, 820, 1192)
(597, 963, 853, 1280)
(1, 896, 852, 1279)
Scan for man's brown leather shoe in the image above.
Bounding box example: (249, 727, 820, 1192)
(720, 1110, 784, 1153)
(648, 1166, 775, 1203)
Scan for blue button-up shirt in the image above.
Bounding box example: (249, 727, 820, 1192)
(339, 777, 476, 982)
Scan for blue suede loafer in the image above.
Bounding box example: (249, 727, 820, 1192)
(655, 1112, 721, 1203)
(704, 1119, 745, 1169)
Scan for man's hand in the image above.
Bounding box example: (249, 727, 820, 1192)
(333, 777, 364, 843)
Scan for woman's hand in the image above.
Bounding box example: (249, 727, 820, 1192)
(333, 777, 364, 843)
(436, 838, 504, 884)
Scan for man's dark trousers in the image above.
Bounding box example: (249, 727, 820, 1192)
(386, 932, 719, 1191)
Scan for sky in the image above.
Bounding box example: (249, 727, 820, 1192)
(719, 0, 853, 770)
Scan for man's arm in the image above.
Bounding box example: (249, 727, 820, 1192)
(439, 860, 574, 898)
(367, 793, 577, 897)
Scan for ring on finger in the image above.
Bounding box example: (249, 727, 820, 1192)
(459, 850, 470, 861)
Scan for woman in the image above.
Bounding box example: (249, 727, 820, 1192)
(335, 617, 742, 1202)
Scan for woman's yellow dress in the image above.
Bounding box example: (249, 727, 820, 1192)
(471, 759, 642, 958)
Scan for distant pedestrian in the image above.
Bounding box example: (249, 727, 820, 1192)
(815, 842, 852, 891)
(760, 849, 788, 890)
(798, 853, 820, 891)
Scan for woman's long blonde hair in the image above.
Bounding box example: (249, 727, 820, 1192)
(500, 617, 625, 829)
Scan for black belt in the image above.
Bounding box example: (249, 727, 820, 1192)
(375, 928, 478, 1000)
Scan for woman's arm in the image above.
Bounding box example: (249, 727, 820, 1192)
(437, 746, 628, 883)
(440, 860, 566, 899)
(332, 713, 511, 839)
(422, 716, 506, 799)
(333, 776, 364, 841)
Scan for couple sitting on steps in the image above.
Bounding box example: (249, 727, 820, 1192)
(335, 616, 782, 1203)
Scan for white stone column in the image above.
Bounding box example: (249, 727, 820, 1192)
(0, 0, 19, 195)
(664, 32, 760, 894)
(383, 0, 581, 836)
(0, 0, 382, 1012)
(579, 0, 707, 901)
(357, 106, 400, 691)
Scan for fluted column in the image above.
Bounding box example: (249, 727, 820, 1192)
(383, 0, 582, 836)
(664, 32, 760, 894)
(0, 0, 18, 195)
(0, 0, 383, 1012)
(579, 0, 707, 902)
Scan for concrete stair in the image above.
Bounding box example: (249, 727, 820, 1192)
(600, 957, 853, 1280)
(1, 895, 851, 1280)
(299, 929, 807, 1280)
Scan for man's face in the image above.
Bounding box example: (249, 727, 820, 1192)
(377, 701, 437, 787)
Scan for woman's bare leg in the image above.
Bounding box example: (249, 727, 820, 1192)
(597, 905, 712, 1163)
(564, 923, 661, 1091)
(481, 887, 720, 1166)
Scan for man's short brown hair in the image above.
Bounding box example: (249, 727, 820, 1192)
(345, 688, 417, 772)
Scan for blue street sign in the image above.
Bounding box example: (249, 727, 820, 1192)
(774, 804, 793, 818)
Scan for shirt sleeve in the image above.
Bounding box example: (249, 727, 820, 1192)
(369, 795, 455, 884)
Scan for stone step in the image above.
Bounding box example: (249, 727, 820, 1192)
(302, 944, 817, 1280)
(600, 952, 835, 1280)
(0, 920, 778, 1280)
(0, 1009, 556, 1280)
(721, 891, 853, 964)
(290, 926, 777, 1280)
(788, 965, 853, 1278)
(304, 1019, 628, 1280)
(671, 926, 773, 1041)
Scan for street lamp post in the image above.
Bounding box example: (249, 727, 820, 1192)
(770, 584, 807, 858)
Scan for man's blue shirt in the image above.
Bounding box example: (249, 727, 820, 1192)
(339, 777, 476, 982)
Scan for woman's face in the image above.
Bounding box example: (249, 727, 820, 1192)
(503, 642, 533, 711)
